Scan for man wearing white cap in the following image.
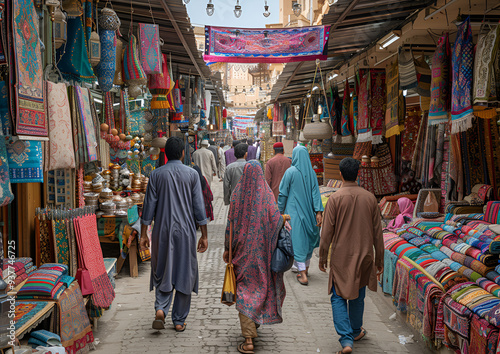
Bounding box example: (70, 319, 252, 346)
(192, 140, 217, 187)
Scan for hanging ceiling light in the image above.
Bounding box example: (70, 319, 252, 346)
(292, 2, 301, 17)
(234, 0, 242, 18)
(327, 0, 338, 5)
(263, 0, 270, 17)
(183, 0, 190, 4)
(206, 0, 214, 16)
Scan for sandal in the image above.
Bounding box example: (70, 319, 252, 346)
(152, 311, 165, 330)
(354, 327, 367, 341)
(237, 342, 255, 354)
(175, 323, 187, 332)
(297, 274, 308, 286)
(336, 348, 352, 354)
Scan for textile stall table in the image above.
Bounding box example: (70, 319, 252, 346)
(97, 215, 138, 277)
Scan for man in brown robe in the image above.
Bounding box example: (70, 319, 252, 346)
(265, 142, 291, 201)
(319, 157, 384, 354)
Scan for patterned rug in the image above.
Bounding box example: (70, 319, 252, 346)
(6, 140, 43, 183)
(204, 25, 331, 63)
(370, 69, 386, 144)
(57, 282, 94, 354)
(139, 23, 161, 75)
(451, 18, 474, 134)
(385, 60, 401, 138)
(429, 33, 451, 125)
(356, 70, 371, 142)
(75, 86, 98, 162)
(12, 0, 46, 136)
(14, 301, 48, 330)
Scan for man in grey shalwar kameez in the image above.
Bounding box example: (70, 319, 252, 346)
(140, 136, 208, 331)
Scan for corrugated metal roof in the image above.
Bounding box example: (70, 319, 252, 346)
(99, 0, 224, 105)
(270, 0, 434, 103)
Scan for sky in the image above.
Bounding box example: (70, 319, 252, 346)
(186, 0, 279, 28)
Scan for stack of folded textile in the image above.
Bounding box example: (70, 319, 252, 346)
(1, 257, 36, 287)
(28, 329, 62, 348)
(16, 263, 69, 300)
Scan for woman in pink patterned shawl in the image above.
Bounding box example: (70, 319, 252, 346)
(224, 160, 286, 354)
(387, 197, 414, 231)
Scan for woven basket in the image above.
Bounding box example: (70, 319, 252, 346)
(303, 115, 333, 140)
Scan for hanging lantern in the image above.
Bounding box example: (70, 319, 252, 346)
(62, 0, 82, 17)
(89, 31, 101, 66)
(99, 7, 121, 31)
(123, 34, 147, 98)
(95, 30, 116, 92)
(53, 6, 67, 49)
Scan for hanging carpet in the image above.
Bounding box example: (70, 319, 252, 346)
(6, 140, 43, 183)
(12, 0, 46, 136)
(385, 60, 401, 138)
(369, 69, 386, 144)
(429, 33, 451, 125)
(203, 25, 331, 63)
(74, 86, 98, 162)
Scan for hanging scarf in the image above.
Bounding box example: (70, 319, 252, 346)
(340, 80, 352, 140)
(385, 60, 401, 138)
(473, 25, 500, 115)
(370, 69, 386, 144)
(451, 18, 474, 134)
(429, 33, 451, 125)
(398, 46, 418, 92)
(415, 54, 431, 111)
(357, 69, 371, 142)
(57, 17, 96, 83)
(173, 80, 182, 111)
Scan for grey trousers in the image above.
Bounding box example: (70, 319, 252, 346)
(155, 288, 192, 326)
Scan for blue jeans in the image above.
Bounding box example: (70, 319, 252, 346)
(330, 285, 366, 348)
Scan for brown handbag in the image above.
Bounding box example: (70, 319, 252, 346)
(221, 221, 236, 306)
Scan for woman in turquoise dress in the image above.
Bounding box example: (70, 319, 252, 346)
(278, 145, 324, 285)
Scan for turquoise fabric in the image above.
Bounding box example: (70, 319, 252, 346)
(278, 146, 324, 263)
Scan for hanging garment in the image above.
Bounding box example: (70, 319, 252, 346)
(340, 80, 352, 140)
(12, 0, 46, 136)
(369, 69, 386, 144)
(57, 17, 96, 83)
(0, 76, 12, 136)
(95, 29, 117, 93)
(385, 60, 401, 138)
(356, 70, 371, 142)
(429, 33, 451, 125)
(451, 18, 474, 134)
(473, 25, 500, 111)
(138, 23, 161, 75)
(46, 82, 76, 170)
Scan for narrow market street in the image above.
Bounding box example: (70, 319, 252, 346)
(93, 181, 433, 354)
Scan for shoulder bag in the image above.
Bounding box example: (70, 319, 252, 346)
(271, 216, 294, 273)
(221, 221, 236, 306)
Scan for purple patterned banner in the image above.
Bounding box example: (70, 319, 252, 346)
(203, 25, 330, 63)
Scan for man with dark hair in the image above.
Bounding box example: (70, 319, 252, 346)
(225, 140, 239, 166)
(319, 157, 384, 354)
(265, 142, 291, 201)
(223, 143, 248, 205)
(246, 138, 258, 160)
(217, 143, 226, 180)
(192, 140, 217, 187)
(140, 136, 209, 332)
(207, 140, 219, 173)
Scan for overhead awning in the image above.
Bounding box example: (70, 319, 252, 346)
(270, 0, 435, 103)
(98, 0, 224, 106)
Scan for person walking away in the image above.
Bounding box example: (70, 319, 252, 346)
(140, 136, 208, 331)
(218, 143, 226, 181)
(223, 143, 248, 206)
(207, 140, 219, 175)
(255, 138, 261, 160)
(224, 160, 286, 354)
(319, 157, 384, 354)
(278, 146, 323, 286)
(246, 138, 258, 160)
(225, 140, 239, 166)
(193, 165, 214, 222)
(265, 142, 291, 202)
(192, 140, 217, 187)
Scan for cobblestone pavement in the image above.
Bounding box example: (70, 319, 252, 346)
(93, 181, 434, 354)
